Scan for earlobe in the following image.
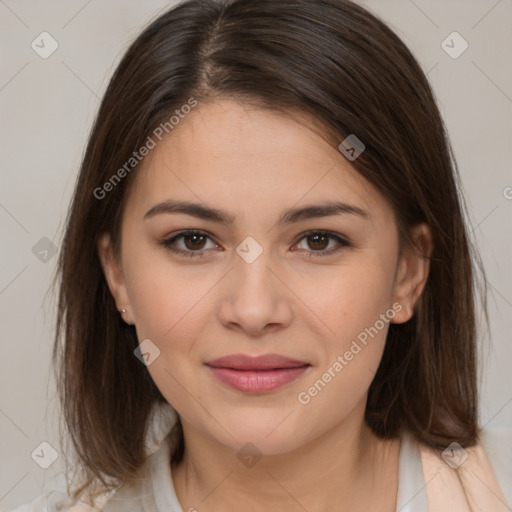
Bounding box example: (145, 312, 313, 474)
(97, 232, 134, 325)
(391, 223, 433, 324)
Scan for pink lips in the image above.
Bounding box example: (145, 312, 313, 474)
(205, 354, 310, 393)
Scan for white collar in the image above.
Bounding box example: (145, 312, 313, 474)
(143, 400, 179, 458)
(141, 402, 428, 512)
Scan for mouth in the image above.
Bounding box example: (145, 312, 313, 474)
(205, 354, 311, 394)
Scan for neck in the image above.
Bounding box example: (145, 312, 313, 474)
(171, 400, 400, 512)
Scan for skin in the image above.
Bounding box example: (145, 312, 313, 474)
(98, 98, 432, 512)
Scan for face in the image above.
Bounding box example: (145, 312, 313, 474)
(98, 99, 431, 455)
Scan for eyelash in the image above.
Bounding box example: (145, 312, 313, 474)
(159, 230, 351, 259)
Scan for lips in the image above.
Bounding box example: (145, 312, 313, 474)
(205, 354, 311, 393)
(206, 353, 309, 370)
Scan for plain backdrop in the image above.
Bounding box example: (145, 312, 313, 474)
(1, 0, 511, 509)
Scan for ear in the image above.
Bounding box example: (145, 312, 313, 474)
(97, 232, 135, 325)
(391, 223, 433, 324)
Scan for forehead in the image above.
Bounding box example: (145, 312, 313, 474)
(124, 99, 391, 222)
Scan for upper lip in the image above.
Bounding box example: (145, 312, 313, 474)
(205, 354, 310, 370)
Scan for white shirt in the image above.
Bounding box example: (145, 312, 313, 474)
(9, 402, 512, 511)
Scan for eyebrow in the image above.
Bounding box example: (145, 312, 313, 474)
(143, 199, 369, 225)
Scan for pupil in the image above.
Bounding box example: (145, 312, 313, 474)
(185, 234, 205, 250)
(309, 234, 327, 250)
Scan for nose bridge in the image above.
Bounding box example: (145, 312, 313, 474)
(217, 235, 293, 334)
(233, 235, 278, 302)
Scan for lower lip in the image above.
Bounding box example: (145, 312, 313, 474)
(206, 365, 310, 393)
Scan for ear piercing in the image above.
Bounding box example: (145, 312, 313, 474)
(119, 307, 133, 326)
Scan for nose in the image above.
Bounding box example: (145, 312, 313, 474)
(217, 253, 294, 337)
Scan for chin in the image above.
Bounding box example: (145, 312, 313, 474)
(230, 432, 301, 457)
(212, 416, 304, 455)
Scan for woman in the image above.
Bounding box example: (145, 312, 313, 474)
(11, 0, 511, 510)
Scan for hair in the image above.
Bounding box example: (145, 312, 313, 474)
(52, 0, 487, 502)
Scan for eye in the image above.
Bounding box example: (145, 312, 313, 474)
(159, 230, 219, 258)
(292, 230, 350, 257)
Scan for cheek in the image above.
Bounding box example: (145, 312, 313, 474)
(123, 251, 215, 409)
(296, 288, 393, 427)
(124, 244, 217, 343)
(293, 261, 394, 407)
(296, 258, 395, 337)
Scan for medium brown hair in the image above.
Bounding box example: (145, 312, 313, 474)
(52, 0, 487, 501)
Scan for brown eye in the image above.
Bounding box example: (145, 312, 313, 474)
(294, 231, 350, 257)
(160, 230, 219, 258)
(306, 233, 329, 251)
(182, 233, 207, 250)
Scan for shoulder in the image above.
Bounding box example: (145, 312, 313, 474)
(479, 427, 512, 506)
(417, 427, 512, 512)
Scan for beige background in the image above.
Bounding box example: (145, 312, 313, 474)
(1, 0, 511, 509)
